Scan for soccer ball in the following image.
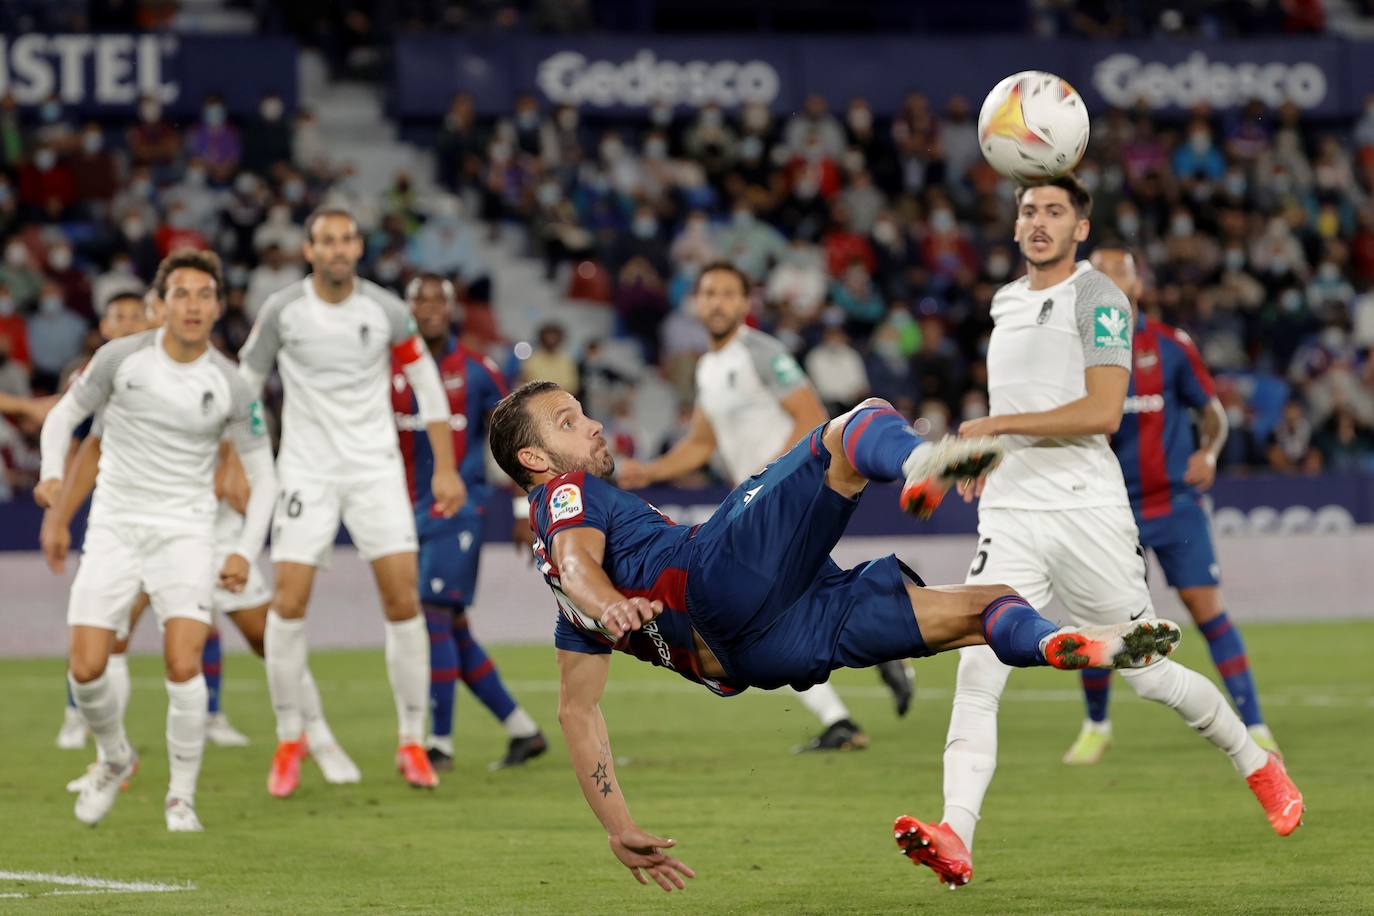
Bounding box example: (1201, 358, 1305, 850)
(977, 71, 1089, 183)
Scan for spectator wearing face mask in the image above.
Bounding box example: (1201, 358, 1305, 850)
(154, 201, 210, 256)
(33, 94, 76, 153)
(0, 282, 29, 377)
(716, 202, 787, 282)
(1172, 122, 1226, 181)
(610, 204, 669, 276)
(0, 329, 28, 398)
(806, 321, 870, 416)
(254, 202, 305, 255)
(243, 91, 293, 173)
(162, 157, 222, 236)
(43, 241, 93, 319)
(246, 243, 306, 320)
(126, 95, 182, 175)
(839, 170, 887, 237)
(69, 123, 118, 210)
(186, 94, 241, 184)
(683, 104, 738, 178)
(783, 95, 846, 161)
(435, 93, 483, 192)
(0, 241, 42, 309)
(18, 144, 76, 218)
(1267, 399, 1323, 473)
(24, 282, 87, 393)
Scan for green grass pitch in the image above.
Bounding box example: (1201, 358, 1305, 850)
(1, 621, 1370, 914)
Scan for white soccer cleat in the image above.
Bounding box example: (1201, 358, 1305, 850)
(206, 713, 251, 747)
(66, 761, 98, 794)
(165, 796, 204, 832)
(56, 707, 89, 750)
(74, 754, 138, 826)
(312, 742, 362, 784)
(900, 437, 1004, 520)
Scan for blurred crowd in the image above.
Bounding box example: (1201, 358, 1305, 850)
(4, 74, 1374, 498)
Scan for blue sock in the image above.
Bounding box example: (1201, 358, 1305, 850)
(1199, 612, 1263, 727)
(454, 613, 518, 722)
(203, 629, 222, 715)
(1081, 668, 1112, 723)
(425, 604, 459, 739)
(980, 595, 1059, 667)
(841, 403, 922, 482)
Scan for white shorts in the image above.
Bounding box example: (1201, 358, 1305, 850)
(270, 469, 418, 568)
(210, 549, 272, 614)
(68, 522, 215, 635)
(964, 506, 1154, 626)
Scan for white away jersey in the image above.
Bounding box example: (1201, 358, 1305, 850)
(239, 277, 416, 478)
(69, 329, 269, 531)
(980, 261, 1133, 510)
(695, 326, 811, 485)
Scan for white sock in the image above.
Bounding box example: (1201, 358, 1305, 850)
(941, 646, 1011, 851)
(385, 616, 430, 745)
(166, 675, 208, 801)
(265, 612, 308, 742)
(1122, 660, 1269, 777)
(69, 670, 133, 766)
(107, 654, 131, 719)
(502, 707, 539, 739)
(298, 666, 337, 749)
(793, 683, 849, 727)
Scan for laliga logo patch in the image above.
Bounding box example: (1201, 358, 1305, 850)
(550, 483, 583, 522)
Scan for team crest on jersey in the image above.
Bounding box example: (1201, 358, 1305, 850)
(359, 324, 371, 345)
(1037, 298, 1054, 324)
(200, 391, 214, 415)
(1094, 306, 1130, 349)
(550, 483, 583, 522)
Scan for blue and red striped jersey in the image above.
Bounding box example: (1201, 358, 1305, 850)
(530, 470, 744, 697)
(392, 337, 507, 510)
(1112, 315, 1216, 520)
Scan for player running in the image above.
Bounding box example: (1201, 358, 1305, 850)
(616, 262, 914, 752)
(1062, 248, 1278, 765)
(239, 207, 462, 795)
(395, 273, 546, 771)
(36, 248, 276, 831)
(897, 177, 1303, 891)
(489, 379, 1182, 891)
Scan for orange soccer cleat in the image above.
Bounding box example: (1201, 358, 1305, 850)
(894, 815, 973, 889)
(1043, 619, 1181, 671)
(899, 437, 1003, 521)
(268, 738, 306, 798)
(1246, 752, 1304, 836)
(396, 742, 439, 789)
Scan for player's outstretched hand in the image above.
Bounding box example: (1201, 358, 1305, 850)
(218, 553, 250, 593)
(431, 469, 467, 518)
(33, 477, 61, 509)
(602, 597, 663, 637)
(39, 513, 70, 574)
(1183, 450, 1217, 491)
(616, 459, 651, 490)
(957, 477, 987, 503)
(609, 828, 695, 892)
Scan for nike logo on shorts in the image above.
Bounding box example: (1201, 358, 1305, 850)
(1129, 608, 1147, 620)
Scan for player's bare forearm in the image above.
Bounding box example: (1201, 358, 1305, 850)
(962, 366, 1128, 438)
(425, 419, 457, 472)
(557, 651, 634, 831)
(424, 419, 466, 515)
(52, 435, 101, 526)
(1198, 398, 1228, 460)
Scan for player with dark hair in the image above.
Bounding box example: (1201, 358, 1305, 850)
(395, 273, 546, 771)
(488, 378, 1182, 891)
(1061, 247, 1278, 764)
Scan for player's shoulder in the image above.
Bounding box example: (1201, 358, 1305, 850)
(356, 278, 409, 316)
(207, 348, 255, 396)
(258, 279, 309, 319)
(1070, 264, 1131, 309)
(90, 328, 158, 374)
(735, 325, 787, 358)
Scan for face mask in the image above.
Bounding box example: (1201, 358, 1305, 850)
(284, 180, 305, 203)
(700, 108, 722, 128)
(517, 110, 540, 129)
(82, 132, 103, 154)
(1078, 169, 1100, 192)
(873, 222, 898, 246)
(930, 210, 955, 233)
(1280, 290, 1303, 312)
(1321, 326, 1346, 350)
(40, 102, 61, 123)
(986, 255, 1010, 279)
(600, 140, 623, 161)
(536, 182, 562, 207)
(376, 258, 402, 282)
(168, 210, 191, 229)
(48, 248, 72, 271)
(649, 105, 672, 126)
(739, 136, 763, 160)
(269, 205, 290, 223)
(644, 138, 667, 160)
(795, 176, 819, 199)
(235, 172, 258, 195)
(732, 210, 753, 228)
(227, 264, 250, 287)
(1224, 248, 1245, 270)
(34, 149, 56, 171)
(743, 106, 769, 132)
(843, 150, 865, 173)
(131, 177, 152, 197)
(1225, 174, 1247, 197)
(122, 218, 146, 240)
(260, 98, 284, 121)
(140, 101, 160, 123)
(489, 142, 511, 163)
(0, 296, 13, 316)
(1319, 262, 1340, 281)
(112, 259, 133, 275)
(632, 217, 658, 239)
(5, 245, 26, 266)
(39, 295, 63, 314)
(1171, 216, 1194, 237)
(185, 168, 206, 188)
(1117, 214, 1140, 236)
(204, 104, 226, 126)
(848, 108, 872, 132)
(962, 398, 989, 420)
(1189, 133, 1210, 154)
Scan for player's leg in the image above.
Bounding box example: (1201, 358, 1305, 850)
(792, 683, 867, 753)
(416, 518, 461, 767)
(204, 550, 273, 747)
(452, 611, 547, 768)
(424, 601, 460, 766)
(59, 593, 142, 752)
(162, 616, 211, 832)
(1179, 586, 1274, 750)
(344, 469, 435, 788)
(1053, 507, 1302, 836)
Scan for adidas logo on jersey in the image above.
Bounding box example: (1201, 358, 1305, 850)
(1122, 394, 1165, 414)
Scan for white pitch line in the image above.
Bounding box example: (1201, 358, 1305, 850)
(0, 871, 193, 896)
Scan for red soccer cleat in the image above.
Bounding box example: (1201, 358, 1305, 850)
(1043, 620, 1181, 671)
(1246, 752, 1304, 836)
(396, 742, 439, 789)
(268, 738, 306, 798)
(894, 815, 973, 889)
(899, 437, 1003, 521)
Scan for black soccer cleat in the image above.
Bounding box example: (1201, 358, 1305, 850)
(877, 660, 915, 717)
(426, 747, 455, 772)
(794, 718, 870, 753)
(490, 732, 548, 771)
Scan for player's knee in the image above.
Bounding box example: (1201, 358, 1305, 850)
(68, 656, 107, 684)
(164, 655, 201, 683)
(272, 585, 309, 619)
(381, 588, 420, 622)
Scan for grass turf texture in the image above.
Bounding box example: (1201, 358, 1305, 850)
(1, 621, 1369, 914)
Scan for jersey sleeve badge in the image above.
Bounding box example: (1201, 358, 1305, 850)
(1094, 306, 1130, 349)
(550, 483, 584, 522)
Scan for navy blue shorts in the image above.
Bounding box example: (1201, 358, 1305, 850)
(1137, 500, 1220, 590)
(416, 504, 485, 607)
(685, 427, 929, 691)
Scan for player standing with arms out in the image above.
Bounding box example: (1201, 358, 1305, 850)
(395, 273, 546, 771)
(36, 249, 276, 831)
(490, 380, 1180, 891)
(1061, 248, 1277, 764)
(239, 208, 463, 795)
(616, 262, 914, 752)
(896, 177, 1303, 891)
